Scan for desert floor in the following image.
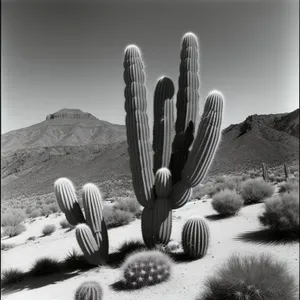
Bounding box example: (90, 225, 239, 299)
(1, 198, 299, 300)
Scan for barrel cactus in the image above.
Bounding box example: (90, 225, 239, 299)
(123, 32, 224, 248)
(74, 281, 103, 300)
(181, 216, 210, 259)
(54, 179, 109, 265)
(121, 250, 173, 289)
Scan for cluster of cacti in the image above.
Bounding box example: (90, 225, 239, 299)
(74, 281, 103, 300)
(54, 178, 109, 266)
(262, 162, 268, 182)
(284, 163, 289, 181)
(121, 250, 173, 289)
(181, 216, 210, 259)
(123, 32, 224, 248)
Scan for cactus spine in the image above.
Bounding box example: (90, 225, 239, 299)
(181, 216, 210, 259)
(54, 178, 108, 265)
(262, 162, 268, 182)
(123, 32, 223, 248)
(74, 281, 103, 300)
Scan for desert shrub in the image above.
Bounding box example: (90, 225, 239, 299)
(240, 178, 274, 204)
(198, 254, 298, 300)
(113, 196, 141, 216)
(27, 236, 36, 241)
(103, 206, 135, 228)
(64, 249, 92, 271)
(30, 257, 61, 276)
(28, 209, 42, 219)
(42, 224, 56, 236)
(59, 218, 74, 229)
(193, 183, 215, 199)
(259, 192, 299, 236)
(212, 189, 244, 216)
(1, 209, 26, 237)
(41, 204, 59, 216)
(117, 240, 146, 255)
(121, 250, 173, 289)
(74, 281, 103, 300)
(278, 181, 299, 194)
(1, 268, 25, 286)
(1, 243, 16, 251)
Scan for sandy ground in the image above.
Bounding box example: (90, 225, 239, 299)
(1, 199, 299, 300)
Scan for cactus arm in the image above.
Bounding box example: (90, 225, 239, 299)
(82, 183, 109, 262)
(171, 91, 224, 208)
(124, 45, 155, 208)
(153, 77, 175, 174)
(170, 32, 200, 184)
(54, 178, 85, 226)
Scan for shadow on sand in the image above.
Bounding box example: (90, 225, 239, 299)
(205, 214, 236, 221)
(235, 228, 299, 245)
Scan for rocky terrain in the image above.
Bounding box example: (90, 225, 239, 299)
(1, 108, 299, 201)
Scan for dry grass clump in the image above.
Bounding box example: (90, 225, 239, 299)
(42, 224, 56, 236)
(212, 189, 244, 216)
(1, 209, 27, 237)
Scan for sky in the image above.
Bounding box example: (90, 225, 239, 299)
(1, 0, 299, 134)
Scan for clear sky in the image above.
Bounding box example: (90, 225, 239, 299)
(1, 0, 299, 134)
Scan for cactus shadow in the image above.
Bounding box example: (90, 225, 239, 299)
(1, 270, 82, 295)
(168, 251, 196, 263)
(107, 240, 147, 269)
(205, 214, 235, 221)
(235, 228, 299, 245)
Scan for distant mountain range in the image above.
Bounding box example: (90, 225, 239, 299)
(1, 108, 299, 201)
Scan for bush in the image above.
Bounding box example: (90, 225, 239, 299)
(212, 189, 244, 216)
(199, 254, 298, 300)
(278, 181, 299, 194)
(240, 179, 274, 204)
(30, 257, 61, 276)
(28, 209, 42, 219)
(40, 204, 59, 216)
(59, 218, 74, 229)
(42, 224, 56, 236)
(1, 209, 27, 237)
(64, 249, 92, 271)
(259, 192, 299, 236)
(113, 196, 141, 216)
(103, 206, 135, 229)
(1, 268, 25, 286)
(121, 250, 173, 289)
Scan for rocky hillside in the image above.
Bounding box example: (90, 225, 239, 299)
(1, 108, 299, 201)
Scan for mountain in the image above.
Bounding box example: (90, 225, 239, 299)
(1, 108, 299, 201)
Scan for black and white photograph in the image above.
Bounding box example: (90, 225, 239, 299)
(1, 0, 299, 299)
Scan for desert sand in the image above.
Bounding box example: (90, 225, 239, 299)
(1, 198, 299, 300)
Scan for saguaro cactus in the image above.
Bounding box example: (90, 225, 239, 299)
(262, 162, 268, 182)
(123, 32, 224, 248)
(284, 164, 289, 181)
(54, 179, 109, 265)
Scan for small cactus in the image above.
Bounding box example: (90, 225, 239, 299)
(122, 250, 173, 289)
(181, 216, 210, 259)
(74, 281, 103, 300)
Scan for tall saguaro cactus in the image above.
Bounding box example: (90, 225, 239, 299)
(262, 162, 268, 182)
(123, 32, 224, 248)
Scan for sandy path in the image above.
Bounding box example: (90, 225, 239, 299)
(1, 199, 299, 300)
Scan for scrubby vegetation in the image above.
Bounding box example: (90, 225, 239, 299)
(121, 250, 173, 289)
(240, 178, 274, 204)
(259, 192, 299, 236)
(1, 243, 16, 251)
(1, 268, 25, 286)
(30, 257, 61, 277)
(59, 218, 74, 229)
(1, 209, 26, 237)
(42, 224, 56, 236)
(212, 189, 244, 216)
(199, 254, 298, 300)
(278, 180, 299, 194)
